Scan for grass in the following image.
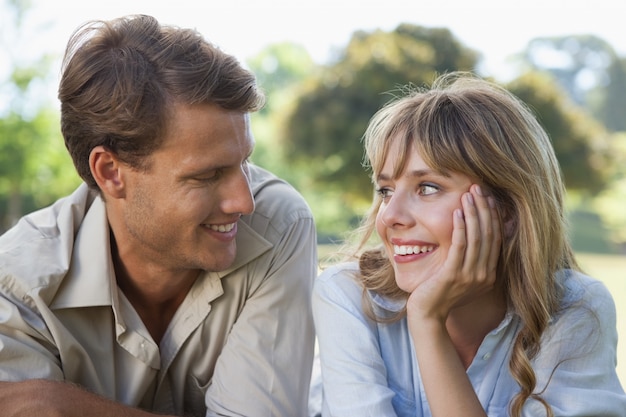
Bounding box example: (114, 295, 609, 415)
(577, 252, 626, 387)
(318, 245, 626, 387)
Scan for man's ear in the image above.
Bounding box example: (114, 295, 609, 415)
(89, 146, 126, 199)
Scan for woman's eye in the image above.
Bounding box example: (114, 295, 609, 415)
(376, 187, 393, 199)
(419, 184, 439, 195)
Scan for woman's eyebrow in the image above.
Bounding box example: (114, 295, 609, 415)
(377, 168, 449, 182)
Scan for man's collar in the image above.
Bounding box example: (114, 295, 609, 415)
(50, 196, 274, 309)
(213, 217, 273, 278)
(50, 195, 113, 309)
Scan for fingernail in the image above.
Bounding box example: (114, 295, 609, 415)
(465, 193, 474, 205)
(488, 196, 496, 208)
(475, 184, 484, 196)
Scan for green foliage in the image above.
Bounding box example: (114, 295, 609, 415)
(522, 34, 626, 132)
(246, 43, 318, 184)
(282, 24, 480, 220)
(576, 252, 626, 384)
(568, 209, 618, 254)
(507, 72, 614, 193)
(595, 57, 626, 132)
(247, 42, 315, 108)
(587, 133, 626, 248)
(3, 3, 625, 254)
(0, 0, 81, 232)
(0, 107, 80, 231)
(279, 25, 620, 241)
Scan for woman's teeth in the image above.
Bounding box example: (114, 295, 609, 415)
(393, 245, 434, 255)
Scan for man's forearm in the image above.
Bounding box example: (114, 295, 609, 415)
(0, 380, 175, 417)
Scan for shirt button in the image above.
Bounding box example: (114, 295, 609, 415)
(482, 352, 492, 360)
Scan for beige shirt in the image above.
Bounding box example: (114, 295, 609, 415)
(0, 165, 317, 417)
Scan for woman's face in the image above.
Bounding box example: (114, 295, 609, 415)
(375, 140, 475, 293)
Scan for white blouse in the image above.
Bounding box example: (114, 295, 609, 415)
(313, 262, 626, 416)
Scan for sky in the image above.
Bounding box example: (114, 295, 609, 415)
(3, 0, 626, 106)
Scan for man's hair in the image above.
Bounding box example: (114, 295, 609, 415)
(58, 14, 265, 187)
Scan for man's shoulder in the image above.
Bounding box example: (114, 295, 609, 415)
(0, 184, 98, 296)
(247, 164, 314, 226)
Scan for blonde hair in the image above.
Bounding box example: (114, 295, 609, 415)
(352, 72, 578, 416)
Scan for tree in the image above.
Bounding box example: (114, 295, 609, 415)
(593, 56, 626, 132)
(277, 25, 617, 239)
(283, 24, 480, 215)
(591, 132, 626, 250)
(245, 42, 317, 182)
(0, 106, 78, 230)
(0, 0, 80, 231)
(522, 34, 626, 132)
(247, 42, 315, 114)
(507, 71, 614, 194)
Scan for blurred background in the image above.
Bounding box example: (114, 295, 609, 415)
(1, 0, 625, 382)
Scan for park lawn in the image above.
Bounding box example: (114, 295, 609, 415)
(577, 252, 626, 387)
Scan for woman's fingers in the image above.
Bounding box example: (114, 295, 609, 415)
(460, 184, 500, 285)
(460, 189, 480, 271)
(486, 196, 502, 274)
(414, 183, 502, 318)
(446, 208, 467, 272)
(473, 185, 494, 276)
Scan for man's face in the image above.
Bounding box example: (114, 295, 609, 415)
(117, 102, 255, 274)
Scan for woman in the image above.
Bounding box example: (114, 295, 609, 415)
(312, 72, 626, 416)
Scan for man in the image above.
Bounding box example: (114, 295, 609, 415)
(0, 14, 317, 417)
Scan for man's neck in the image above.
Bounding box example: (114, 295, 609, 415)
(110, 234, 200, 344)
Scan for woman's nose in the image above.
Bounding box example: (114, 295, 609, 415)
(380, 192, 414, 228)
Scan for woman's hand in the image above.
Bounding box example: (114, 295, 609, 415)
(406, 184, 501, 324)
(404, 184, 500, 417)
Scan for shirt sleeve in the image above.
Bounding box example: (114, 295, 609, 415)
(0, 277, 64, 381)
(523, 275, 626, 416)
(0, 186, 91, 383)
(204, 212, 317, 417)
(312, 264, 400, 417)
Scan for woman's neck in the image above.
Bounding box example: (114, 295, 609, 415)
(445, 288, 508, 369)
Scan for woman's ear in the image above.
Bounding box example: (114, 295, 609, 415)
(498, 201, 516, 238)
(503, 217, 516, 238)
(89, 146, 126, 199)
(488, 188, 516, 238)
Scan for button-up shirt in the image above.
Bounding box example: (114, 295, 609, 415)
(0, 164, 317, 417)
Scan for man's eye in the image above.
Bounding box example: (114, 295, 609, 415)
(197, 171, 220, 183)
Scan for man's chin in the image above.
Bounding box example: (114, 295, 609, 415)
(200, 247, 237, 272)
